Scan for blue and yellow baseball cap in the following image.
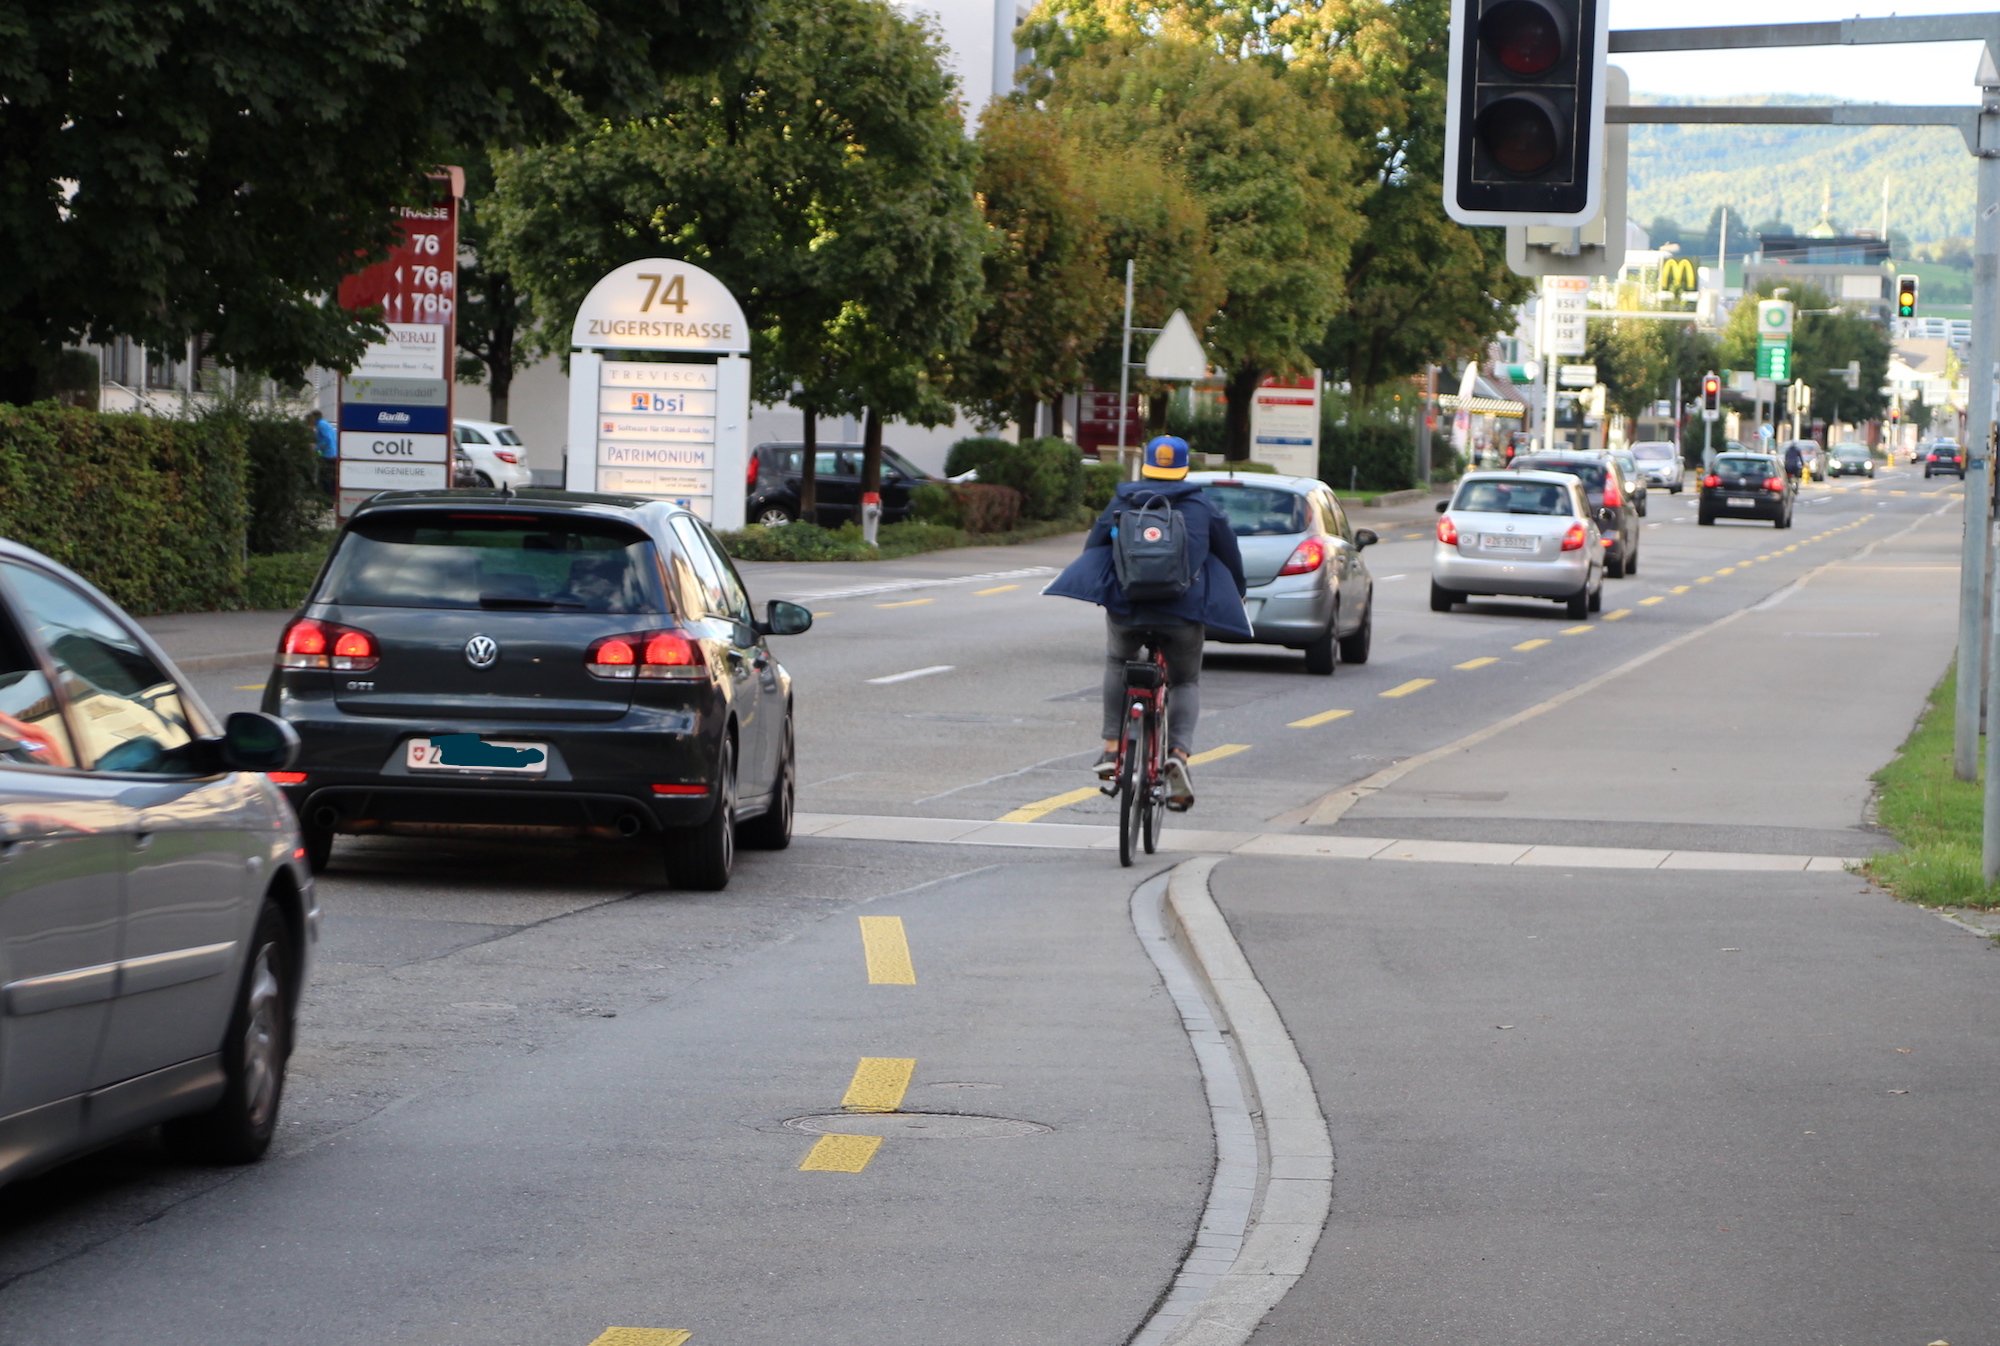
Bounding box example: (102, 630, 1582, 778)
(1141, 434, 1190, 480)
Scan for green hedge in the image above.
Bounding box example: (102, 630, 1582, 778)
(242, 410, 326, 555)
(944, 435, 1013, 478)
(0, 402, 248, 614)
(1320, 420, 1417, 493)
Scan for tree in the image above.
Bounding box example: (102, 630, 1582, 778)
(1719, 279, 1890, 427)
(489, 0, 983, 501)
(955, 101, 1121, 438)
(454, 155, 547, 424)
(0, 0, 762, 402)
(1041, 38, 1363, 457)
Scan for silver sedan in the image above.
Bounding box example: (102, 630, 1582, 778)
(1430, 470, 1605, 619)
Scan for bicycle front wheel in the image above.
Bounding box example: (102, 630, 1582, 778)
(1118, 716, 1144, 868)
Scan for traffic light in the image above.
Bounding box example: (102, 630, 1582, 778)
(1444, 1, 1609, 227)
(1896, 273, 1919, 319)
(1701, 372, 1721, 416)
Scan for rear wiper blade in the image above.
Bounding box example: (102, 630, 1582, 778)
(477, 595, 586, 610)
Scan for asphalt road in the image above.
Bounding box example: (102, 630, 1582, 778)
(1, 466, 1990, 1345)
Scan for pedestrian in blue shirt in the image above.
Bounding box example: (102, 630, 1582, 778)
(310, 410, 337, 496)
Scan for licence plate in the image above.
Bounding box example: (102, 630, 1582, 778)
(406, 735, 549, 774)
(1482, 534, 1535, 551)
(1726, 497, 1754, 508)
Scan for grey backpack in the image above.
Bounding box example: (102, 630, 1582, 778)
(1112, 493, 1193, 604)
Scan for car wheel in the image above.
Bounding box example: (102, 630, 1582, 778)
(1337, 593, 1373, 665)
(1588, 577, 1603, 612)
(1606, 547, 1626, 580)
(1637, 500, 1648, 518)
(1566, 585, 1590, 620)
(301, 818, 333, 874)
(738, 718, 794, 851)
(1429, 580, 1458, 613)
(1697, 508, 1714, 525)
(1304, 610, 1337, 676)
(162, 902, 292, 1164)
(474, 471, 495, 488)
(1623, 545, 1637, 577)
(665, 738, 736, 890)
(754, 504, 795, 527)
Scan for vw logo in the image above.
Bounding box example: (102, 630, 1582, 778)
(464, 635, 499, 669)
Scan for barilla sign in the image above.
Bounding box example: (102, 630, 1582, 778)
(339, 403, 449, 434)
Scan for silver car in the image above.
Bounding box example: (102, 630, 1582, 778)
(1431, 469, 1605, 619)
(1189, 471, 1377, 675)
(0, 540, 314, 1189)
(1630, 441, 1684, 493)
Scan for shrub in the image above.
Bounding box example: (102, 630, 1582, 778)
(975, 436, 1083, 520)
(0, 402, 248, 613)
(716, 521, 878, 562)
(908, 480, 963, 527)
(1080, 461, 1121, 512)
(240, 409, 327, 554)
(944, 435, 1012, 478)
(1167, 401, 1228, 459)
(953, 482, 1023, 533)
(245, 545, 330, 611)
(1320, 420, 1417, 493)
(877, 521, 964, 557)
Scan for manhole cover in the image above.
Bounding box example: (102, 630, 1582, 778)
(784, 1111, 1049, 1140)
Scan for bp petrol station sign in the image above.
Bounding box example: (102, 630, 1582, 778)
(1756, 299, 1795, 383)
(564, 259, 750, 529)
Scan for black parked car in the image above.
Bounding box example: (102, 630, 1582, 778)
(1509, 451, 1641, 577)
(1698, 450, 1794, 527)
(745, 442, 933, 527)
(262, 491, 812, 889)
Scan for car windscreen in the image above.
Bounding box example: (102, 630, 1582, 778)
(1452, 480, 1570, 515)
(1631, 444, 1673, 460)
(883, 448, 927, 479)
(1715, 456, 1773, 475)
(318, 513, 660, 613)
(1204, 485, 1310, 536)
(1833, 444, 1869, 458)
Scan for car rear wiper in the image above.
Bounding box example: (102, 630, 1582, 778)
(477, 594, 586, 610)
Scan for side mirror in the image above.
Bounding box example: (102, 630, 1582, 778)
(221, 711, 299, 772)
(1353, 528, 1377, 549)
(1435, 500, 1448, 514)
(759, 599, 814, 637)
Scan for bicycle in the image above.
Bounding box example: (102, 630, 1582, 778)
(1102, 636, 1184, 867)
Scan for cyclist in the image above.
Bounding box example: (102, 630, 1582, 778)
(1045, 434, 1250, 808)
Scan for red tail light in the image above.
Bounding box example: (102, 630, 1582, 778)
(588, 630, 703, 680)
(1279, 538, 1326, 575)
(1763, 476, 1784, 492)
(1703, 474, 1720, 489)
(268, 771, 307, 785)
(493, 450, 520, 464)
(279, 618, 378, 671)
(1560, 523, 1586, 551)
(747, 453, 760, 490)
(1601, 481, 1622, 508)
(1437, 515, 1459, 545)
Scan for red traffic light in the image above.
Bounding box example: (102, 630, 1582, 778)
(1703, 376, 1720, 397)
(1475, 94, 1562, 176)
(1480, 1, 1566, 77)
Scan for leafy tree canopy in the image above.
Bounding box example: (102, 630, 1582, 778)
(1719, 279, 1889, 427)
(0, 0, 760, 401)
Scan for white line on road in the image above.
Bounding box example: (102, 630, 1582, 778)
(867, 664, 955, 685)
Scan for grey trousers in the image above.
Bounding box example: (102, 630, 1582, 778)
(1102, 616, 1205, 755)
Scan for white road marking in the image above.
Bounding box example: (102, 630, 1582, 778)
(867, 665, 955, 685)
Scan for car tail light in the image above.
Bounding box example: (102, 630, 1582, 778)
(268, 771, 306, 785)
(588, 630, 703, 680)
(1703, 474, 1720, 489)
(1763, 476, 1784, 492)
(1928, 452, 1938, 462)
(1437, 515, 1459, 545)
(1560, 523, 1586, 551)
(1278, 538, 1326, 575)
(1601, 481, 1622, 508)
(493, 451, 520, 464)
(747, 453, 760, 490)
(651, 782, 709, 796)
(279, 618, 379, 671)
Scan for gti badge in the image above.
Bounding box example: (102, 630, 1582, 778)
(464, 635, 499, 669)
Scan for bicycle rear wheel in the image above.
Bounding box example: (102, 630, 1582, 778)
(1118, 716, 1144, 868)
(1141, 707, 1163, 854)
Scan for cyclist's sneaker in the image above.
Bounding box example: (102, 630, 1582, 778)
(1093, 749, 1118, 781)
(1165, 754, 1195, 808)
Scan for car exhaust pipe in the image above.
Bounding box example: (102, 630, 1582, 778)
(312, 806, 340, 831)
(616, 813, 644, 838)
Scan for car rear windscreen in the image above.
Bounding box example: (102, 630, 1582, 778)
(1521, 458, 1605, 488)
(1204, 485, 1309, 536)
(1715, 456, 1772, 475)
(1631, 444, 1673, 460)
(1454, 480, 1571, 515)
(318, 514, 658, 613)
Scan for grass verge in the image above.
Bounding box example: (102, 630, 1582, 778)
(1864, 666, 2000, 910)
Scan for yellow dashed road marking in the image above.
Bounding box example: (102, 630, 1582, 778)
(1670, 585, 1690, 594)
(1402, 532, 1426, 540)
(1514, 638, 1550, 651)
(1380, 678, 1436, 698)
(815, 610, 834, 618)
(1784, 544, 1799, 552)
(800, 1134, 883, 1173)
(1717, 566, 1736, 575)
(858, 916, 915, 985)
(1639, 596, 1665, 606)
(234, 683, 266, 692)
(1000, 787, 1100, 824)
(1561, 624, 1592, 635)
(877, 597, 933, 609)
(1604, 609, 1632, 621)
(1189, 743, 1251, 765)
(975, 584, 1018, 596)
(589, 1330, 692, 1346)
(1696, 576, 1714, 584)
(1290, 708, 1353, 728)
(843, 1057, 915, 1113)
(1455, 657, 1499, 670)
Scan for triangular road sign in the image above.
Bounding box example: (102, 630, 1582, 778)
(1145, 309, 1210, 380)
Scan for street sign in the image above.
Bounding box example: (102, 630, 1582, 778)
(1756, 338, 1792, 382)
(1558, 363, 1597, 388)
(1144, 309, 1209, 380)
(1544, 276, 1588, 357)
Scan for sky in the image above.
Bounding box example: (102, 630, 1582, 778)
(1609, 0, 1994, 102)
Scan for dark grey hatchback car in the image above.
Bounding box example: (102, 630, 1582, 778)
(262, 491, 812, 890)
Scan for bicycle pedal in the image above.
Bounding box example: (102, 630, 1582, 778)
(1165, 798, 1193, 813)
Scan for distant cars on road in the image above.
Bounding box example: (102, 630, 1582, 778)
(1925, 440, 1966, 479)
(1190, 471, 1376, 675)
(1699, 450, 1794, 527)
(1608, 447, 1649, 517)
(1824, 442, 1876, 479)
(0, 539, 313, 1190)
(453, 419, 536, 491)
(1509, 451, 1640, 578)
(1430, 469, 1605, 620)
(1630, 441, 1684, 494)
(263, 490, 812, 890)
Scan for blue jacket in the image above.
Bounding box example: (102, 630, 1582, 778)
(314, 416, 338, 460)
(1045, 479, 1253, 638)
